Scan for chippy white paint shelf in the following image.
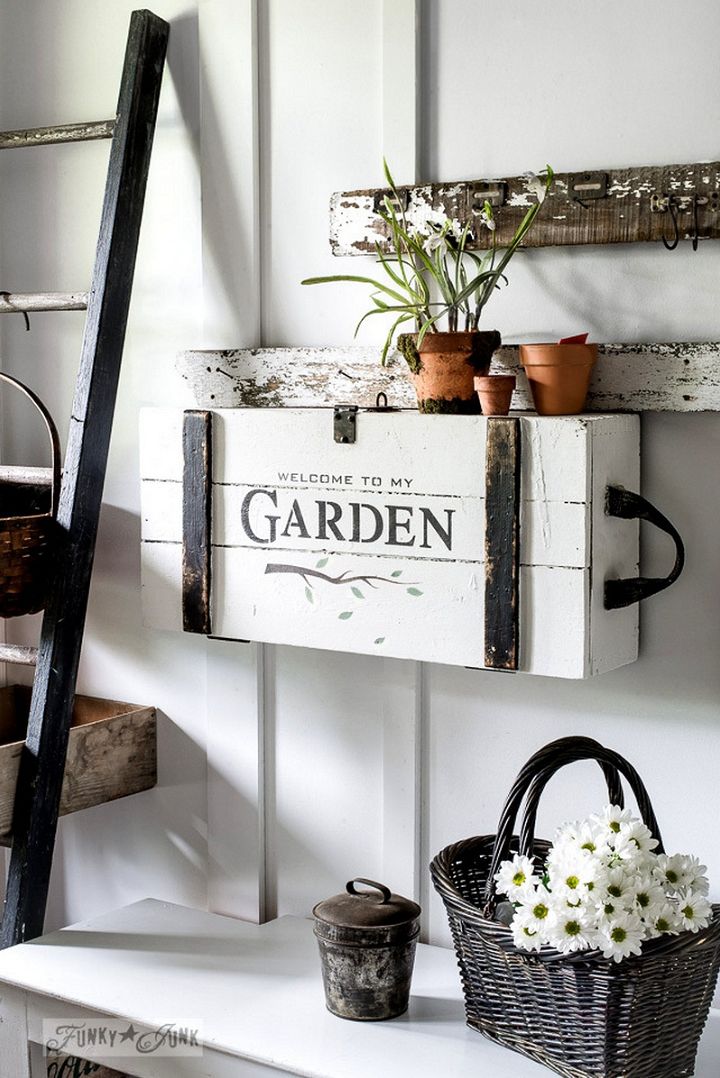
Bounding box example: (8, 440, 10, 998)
(177, 343, 720, 412)
(140, 409, 641, 679)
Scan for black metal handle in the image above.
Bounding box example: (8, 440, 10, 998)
(346, 878, 391, 903)
(483, 736, 664, 914)
(604, 485, 685, 610)
(0, 371, 61, 518)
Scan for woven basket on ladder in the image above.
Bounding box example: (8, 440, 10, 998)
(430, 736, 720, 1078)
(0, 371, 61, 618)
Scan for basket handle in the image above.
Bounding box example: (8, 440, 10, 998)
(483, 736, 665, 914)
(0, 371, 61, 518)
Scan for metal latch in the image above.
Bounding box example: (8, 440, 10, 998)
(470, 181, 507, 209)
(373, 188, 410, 215)
(334, 405, 358, 444)
(569, 171, 608, 204)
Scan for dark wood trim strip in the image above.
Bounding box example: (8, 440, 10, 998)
(182, 410, 213, 635)
(484, 418, 521, 671)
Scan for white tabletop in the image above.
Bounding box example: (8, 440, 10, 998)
(0, 899, 717, 1077)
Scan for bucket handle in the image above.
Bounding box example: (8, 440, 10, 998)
(347, 879, 392, 903)
(0, 371, 61, 518)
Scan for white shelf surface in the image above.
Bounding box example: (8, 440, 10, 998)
(0, 898, 717, 1077)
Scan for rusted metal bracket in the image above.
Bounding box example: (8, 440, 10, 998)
(182, 410, 213, 634)
(604, 486, 685, 609)
(333, 405, 358, 444)
(484, 418, 521, 670)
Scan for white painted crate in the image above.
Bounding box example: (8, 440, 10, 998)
(140, 409, 640, 679)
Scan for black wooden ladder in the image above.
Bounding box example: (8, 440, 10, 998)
(0, 9, 169, 947)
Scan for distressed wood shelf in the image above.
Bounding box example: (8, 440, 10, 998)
(0, 687, 157, 845)
(177, 342, 720, 413)
(330, 161, 720, 255)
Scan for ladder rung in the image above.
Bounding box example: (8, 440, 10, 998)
(0, 466, 53, 487)
(0, 120, 115, 150)
(0, 644, 38, 666)
(0, 292, 88, 313)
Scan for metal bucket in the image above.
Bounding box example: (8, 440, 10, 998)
(313, 878, 421, 1021)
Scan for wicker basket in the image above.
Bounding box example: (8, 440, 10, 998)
(430, 736, 720, 1078)
(0, 372, 61, 618)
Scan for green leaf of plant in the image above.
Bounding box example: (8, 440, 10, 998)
(339, 611, 353, 620)
(391, 570, 402, 577)
(316, 558, 328, 568)
(305, 587, 314, 603)
(374, 637, 386, 645)
(351, 587, 364, 599)
(407, 587, 423, 597)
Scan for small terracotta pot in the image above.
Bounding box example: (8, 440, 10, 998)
(411, 330, 501, 414)
(474, 374, 516, 417)
(519, 343, 597, 416)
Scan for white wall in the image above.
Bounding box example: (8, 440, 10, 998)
(1, 0, 719, 982)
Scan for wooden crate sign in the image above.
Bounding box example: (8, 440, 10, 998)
(140, 410, 640, 679)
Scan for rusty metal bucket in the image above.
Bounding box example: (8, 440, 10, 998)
(313, 877, 421, 1021)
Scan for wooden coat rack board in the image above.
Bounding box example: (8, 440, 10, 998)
(330, 161, 720, 255)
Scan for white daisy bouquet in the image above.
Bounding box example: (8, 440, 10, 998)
(495, 804, 712, 962)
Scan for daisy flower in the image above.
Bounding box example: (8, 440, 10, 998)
(494, 853, 537, 900)
(546, 908, 597, 954)
(631, 875, 667, 917)
(510, 904, 547, 951)
(675, 889, 713, 933)
(646, 901, 682, 937)
(613, 820, 659, 862)
(598, 913, 645, 963)
(590, 804, 634, 838)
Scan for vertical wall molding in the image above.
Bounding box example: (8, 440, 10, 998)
(199, 0, 267, 922)
(382, 0, 420, 185)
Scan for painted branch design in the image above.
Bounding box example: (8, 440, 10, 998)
(264, 563, 415, 589)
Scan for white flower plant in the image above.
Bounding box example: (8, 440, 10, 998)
(302, 161, 554, 365)
(495, 805, 713, 963)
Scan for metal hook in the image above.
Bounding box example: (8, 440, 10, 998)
(662, 200, 679, 251)
(691, 194, 700, 252)
(0, 292, 30, 331)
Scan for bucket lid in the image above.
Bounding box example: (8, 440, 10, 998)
(313, 878, 421, 929)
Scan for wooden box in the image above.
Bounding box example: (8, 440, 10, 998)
(0, 687, 157, 845)
(140, 409, 641, 679)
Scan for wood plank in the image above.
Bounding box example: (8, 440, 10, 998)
(484, 418, 520, 670)
(177, 342, 720, 413)
(0, 292, 88, 313)
(1, 9, 170, 949)
(182, 411, 213, 634)
(0, 689, 157, 846)
(0, 645, 37, 667)
(0, 120, 114, 149)
(329, 161, 720, 254)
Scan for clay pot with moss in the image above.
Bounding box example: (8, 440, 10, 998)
(398, 330, 501, 414)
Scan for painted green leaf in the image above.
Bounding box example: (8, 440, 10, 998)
(305, 587, 314, 604)
(316, 557, 329, 568)
(391, 569, 403, 577)
(374, 637, 385, 645)
(407, 587, 423, 597)
(339, 611, 353, 620)
(351, 587, 364, 599)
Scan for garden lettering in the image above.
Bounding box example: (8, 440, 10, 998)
(241, 487, 454, 551)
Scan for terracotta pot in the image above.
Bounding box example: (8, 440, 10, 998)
(474, 374, 516, 417)
(410, 330, 501, 414)
(519, 343, 597, 416)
